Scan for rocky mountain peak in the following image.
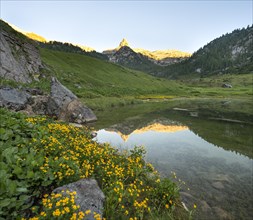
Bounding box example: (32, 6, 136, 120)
(119, 38, 129, 48)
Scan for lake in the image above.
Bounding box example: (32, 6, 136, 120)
(92, 99, 253, 220)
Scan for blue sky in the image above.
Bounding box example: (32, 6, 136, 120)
(1, 0, 252, 53)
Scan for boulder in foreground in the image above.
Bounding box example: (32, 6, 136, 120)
(53, 178, 105, 220)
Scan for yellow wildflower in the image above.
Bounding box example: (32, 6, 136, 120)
(53, 209, 61, 216)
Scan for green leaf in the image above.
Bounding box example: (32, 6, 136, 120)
(0, 199, 11, 207)
(19, 195, 31, 202)
(0, 129, 14, 141)
(2, 147, 18, 164)
(27, 171, 34, 179)
(31, 160, 37, 166)
(0, 170, 7, 179)
(42, 180, 53, 186)
(0, 128, 5, 135)
(8, 181, 17, 195)
(16, 187, 28, 193)
(13, 166, 23, 175)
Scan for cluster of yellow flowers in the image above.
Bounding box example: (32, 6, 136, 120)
(23, 190, 103, 220)
(26, 117, 47, 124)
(23, 118, 180, 219)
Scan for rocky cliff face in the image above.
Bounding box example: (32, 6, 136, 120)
(0, 20, 43, 83)
(103, 38, 190, 67)
(0, 20, 97, 123)
(109, 46, 159, 72)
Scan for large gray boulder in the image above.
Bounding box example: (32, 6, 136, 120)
(47, 77, 97, 123)
(53, 179, 105, 220)
(0, 87, 31, 110)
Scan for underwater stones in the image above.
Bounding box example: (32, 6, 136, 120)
(213, 207, 234, 220)
(180, 191, 197, 210)
(212, 181, 225, 190)
(199, 200, 212, 213)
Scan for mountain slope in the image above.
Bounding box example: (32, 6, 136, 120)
(107, 45, 161, 73)
(0, 19, 185, 109)
(8, 21, 95, 52)
(134, 48, 191, 65)
(159, 25, 253, 78)
(40, 48, 183, 99)
(39, 41, 108, 61)
(103, 38, 191, 66)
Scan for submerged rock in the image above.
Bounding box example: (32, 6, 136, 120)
(199, 200, 212, 213)
(212, 207, 234, 220)
(53, 179, 105, 220)
(180, 191, 197, 210)
(212, 181, 225, 190)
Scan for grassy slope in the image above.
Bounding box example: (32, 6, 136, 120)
(40, 48, 252, 107)
(181, 73, 253, 98)
(40, 48, 189, 109)
(40, 48, 182, 97)
(1, 46, 251, 111)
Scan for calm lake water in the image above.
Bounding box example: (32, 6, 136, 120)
(92, 99, 253, 220)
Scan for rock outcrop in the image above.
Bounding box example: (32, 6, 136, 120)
(0, 87, 31, 110)
(53, 179, 105, 220)
(118, 38, 129, 48)
(0, 20, 43, 83)
(0, 78, 97, 123)
(47, 77, 97, 123)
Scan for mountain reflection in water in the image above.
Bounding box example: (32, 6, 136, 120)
(93, 100, 253, 220)
(106, 123, 188, 142)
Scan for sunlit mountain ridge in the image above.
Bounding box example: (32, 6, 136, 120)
(8, 23, 47, 43)
(134, 48, 191, 59)
(8, 22, 95, 52)
(8, 21, 190, 58)
(6, 20, 251, 77)
(103, 38, 191, 60)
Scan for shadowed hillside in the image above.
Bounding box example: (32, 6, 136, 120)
(159, 25, 253, 78)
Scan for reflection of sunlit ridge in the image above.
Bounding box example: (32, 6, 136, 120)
(107, 123, 189, 142)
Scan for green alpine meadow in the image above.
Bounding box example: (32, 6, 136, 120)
(0, 2, 252, 219)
